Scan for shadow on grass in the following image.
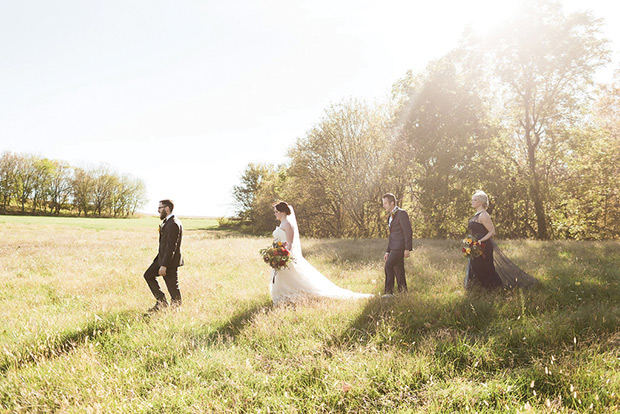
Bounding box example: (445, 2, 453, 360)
(324, 239, 620, 347)
(191, 299, 272, 346)
(329, 289, 503, 351)
(1, 299, 274, 375)
(0, 310, 142, 374)
(327, 267, 620, 372)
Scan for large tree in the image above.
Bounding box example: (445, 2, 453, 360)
(287, 99, 390, 237)
(391, 47, 495, 238)
(0, 152, 19, 213)
(72, 168, 94, 217)
(126, 177, 147, 216)
(490, 0, 610, 239)
(91, 168, 118, 217)
(557, 70, 620, 239)
(232, 163, 285, 233)
(30, 158, 55, 214)
(15, 155, 38, 213)
(48, 161, 73, 215)
(232, 163, 278, 221)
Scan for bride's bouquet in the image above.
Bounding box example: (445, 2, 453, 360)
(260, 241, 293, 271)
(462, 235, 484, 258)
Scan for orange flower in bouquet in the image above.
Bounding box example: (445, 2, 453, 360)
(461, 235, 485, 259)
(260, 241, 293, 271)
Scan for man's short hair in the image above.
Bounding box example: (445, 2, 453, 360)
(159, 199, 174, 211)
(382, 193, 396, 205)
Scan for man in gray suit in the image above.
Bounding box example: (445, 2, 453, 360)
(382, 193, 413, 295)
(144, 199, 184, 312)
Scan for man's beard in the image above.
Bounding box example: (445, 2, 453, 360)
(160, 211, 167, 220)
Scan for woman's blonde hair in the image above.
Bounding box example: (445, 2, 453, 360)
(473, 190, 489, 209)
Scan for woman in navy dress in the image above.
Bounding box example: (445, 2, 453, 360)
(464, 190, 538, 290)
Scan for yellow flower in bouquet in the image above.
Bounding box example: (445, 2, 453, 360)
(260, 241, 293, 271)
(461, 235, 484, 259)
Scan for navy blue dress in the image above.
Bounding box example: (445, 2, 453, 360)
(465, 212, 502, 289)
(465, 212, 539, 290)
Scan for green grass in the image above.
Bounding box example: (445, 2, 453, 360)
(0, 215, 219, 231)
(1, 216, 619, 412)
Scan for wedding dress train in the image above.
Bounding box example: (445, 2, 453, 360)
(269, 210, 374, 304)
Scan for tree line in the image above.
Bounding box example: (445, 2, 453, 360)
(232, 0, 620, 240)
(0, 152, 147, 217)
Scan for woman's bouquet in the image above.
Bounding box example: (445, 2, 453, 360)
(462, 235, 485, 258)
(260, 241, 293, 271)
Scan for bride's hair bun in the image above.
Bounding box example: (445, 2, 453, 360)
(274, 201, 291, 215)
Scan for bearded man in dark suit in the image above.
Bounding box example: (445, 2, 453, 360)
(144, 199, 184, 312)
(382, 193, 413, 295)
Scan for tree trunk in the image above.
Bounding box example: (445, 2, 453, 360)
(522, 88, 549, 240)
(530, 180, 548, 239)
(526, 131, 549, 240)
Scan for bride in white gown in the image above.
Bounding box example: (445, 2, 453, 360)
(269, 202, 374, 304)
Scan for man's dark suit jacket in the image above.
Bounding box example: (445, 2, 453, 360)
(387, 208, 413, 253)
(156, 215, 184, 268)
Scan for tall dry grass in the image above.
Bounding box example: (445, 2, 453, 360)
(1, 217, 619, 412)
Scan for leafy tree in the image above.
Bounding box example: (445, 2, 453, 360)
(250, 168, 287, 233)
(391, 48, 495, 238)
(287, 99, 390, 237)
(0, 152, 146, 217)
(597, 67, 620, 138)
(15, 155, 38, 213)
(489, 0, 610, 239)
(232, 163, 287, 233)
(229, 2, 618, 241)
(233, 163, 277, 221)
(0, 152, 19, 213)
(48, 160, 73, 215)
(555, 129, 619, 239)
(233, 163, 286, 233)
(555, 71, 620, 239)
(126, 177, 147, 216)
(92, 168, 118, 217)
(109, 174, 147, 217)
(72, 168, 94, 217)
(30, 158, 55, 214)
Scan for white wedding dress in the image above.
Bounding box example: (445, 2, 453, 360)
(269, 208, 374, 304)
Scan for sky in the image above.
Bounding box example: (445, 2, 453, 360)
(1, 0, 619, 217)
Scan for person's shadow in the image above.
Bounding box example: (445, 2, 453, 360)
(188, 299, 272, 346)
(326, 290, 502, 353)
(1, 309, 139, 374)
(1, 300, 274, 375)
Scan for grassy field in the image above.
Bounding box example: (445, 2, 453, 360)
(0, 215, 219, 231)
(0, 216, 619, 413)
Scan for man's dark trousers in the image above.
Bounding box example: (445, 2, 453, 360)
(384, 207, 412, 295)
(385, 249, 407, 294)
(144, 261, 181, 305)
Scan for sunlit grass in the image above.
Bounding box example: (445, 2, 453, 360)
(0, 214, 219, 230)
(1, 217, 619, 412)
